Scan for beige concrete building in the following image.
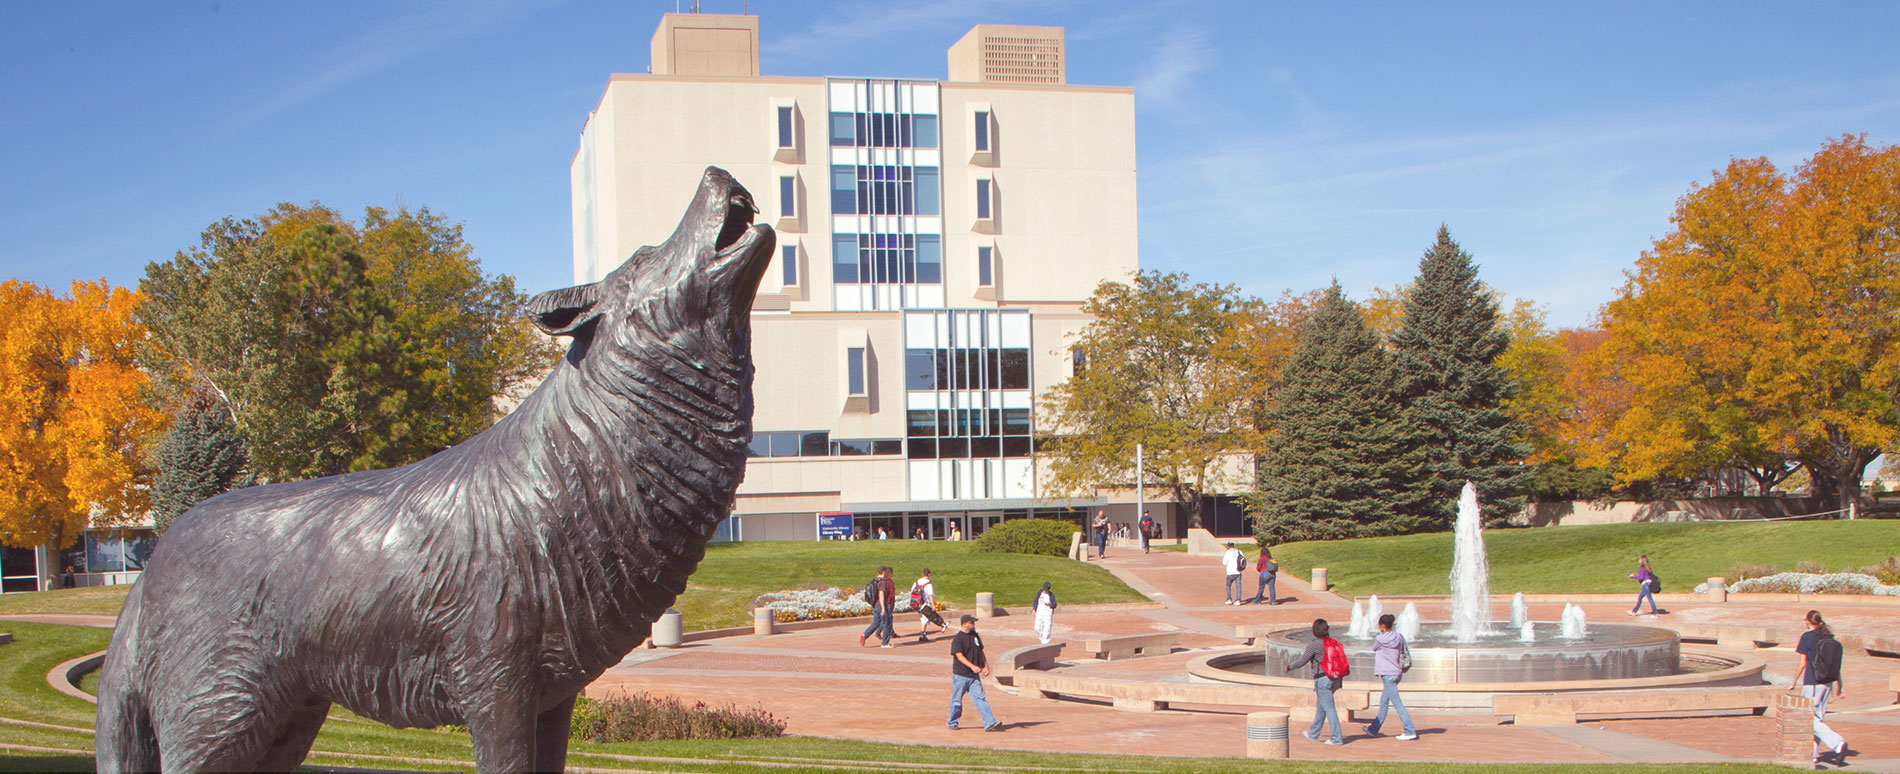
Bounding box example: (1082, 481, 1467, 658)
(572, 14, 1139, 541)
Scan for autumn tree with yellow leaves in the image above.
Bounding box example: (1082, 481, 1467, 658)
(1580, 135, 1900, 513)
(0, 280, 167, 551)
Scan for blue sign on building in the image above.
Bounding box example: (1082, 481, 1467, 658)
(817, 512, 854, 540)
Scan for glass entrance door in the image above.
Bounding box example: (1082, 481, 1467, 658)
(930, 513, 968, 541)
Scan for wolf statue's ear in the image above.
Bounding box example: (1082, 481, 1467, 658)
(527, 282, 603, 337)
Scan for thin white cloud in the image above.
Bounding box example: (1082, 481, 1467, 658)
(227, 0, 551, 131)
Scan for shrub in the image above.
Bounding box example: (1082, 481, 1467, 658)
(1714, 571, 1900, 597)
(1856, 556, 1900, 585)
(753, 587, 871, 623)
(1794, 560, 1830, 575)
(570, 693, 786, 742)
(972, 518, 1080, 557)
(1725, 562, 1780, 584)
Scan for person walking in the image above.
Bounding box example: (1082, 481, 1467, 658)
(1091, 511, 1110, 559)
(948, 614, 1002, 732)
(1138, 510, 1154, 554)
(1222, 542, 1245, 605)
(1364, 613, 1418, 740)
(860, 566, 896, 648)
(1284, 618, 1345, 745)
(1250, 548, 1279, 605)
(912, 569, 945, 642)
(1792, 610, 1848, 764)
(1627, 555, 1661, 616)
(1032, 581, 1058, 644)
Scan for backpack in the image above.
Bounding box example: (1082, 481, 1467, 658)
(909, 583, 925, 610)
(1320, 637, 1351, 679)
(862, 578, 880, 605)
(1232, 551, 1246, 573)
(1811, 637, 1844, 684)
(1647, 572, 1662, 592)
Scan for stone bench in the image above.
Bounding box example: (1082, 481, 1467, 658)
(1082, 633, 1181, 661)
(993, 642, 1064, 687)
(1670, 623, 1777, 650)
(1493, 685, 1782, 725)
(1015, 671, 1368, 722)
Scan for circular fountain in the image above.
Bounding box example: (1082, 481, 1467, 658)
(1186, 483, 1764, 708)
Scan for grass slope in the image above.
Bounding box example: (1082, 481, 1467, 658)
(1270, 520, 1900, 595)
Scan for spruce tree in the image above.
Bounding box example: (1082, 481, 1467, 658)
(1388, 226, 1531, 526)
(151, 390, 254, 535)
(1248, 283, 1434, 542)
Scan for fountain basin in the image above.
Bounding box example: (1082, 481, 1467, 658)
(1253, 623, 1679, 684)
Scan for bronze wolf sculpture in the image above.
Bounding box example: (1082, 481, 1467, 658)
(96, 167, 774, 773)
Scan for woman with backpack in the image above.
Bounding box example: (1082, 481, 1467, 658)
(1364, 613, 1417, 740)
(1032, 581, 1057, 644)
(1793, 610, 1848, 764)
(1283, 618, 1346, 745)
(1250, 548, 1279, 605)
(1627, 555, 1661, 616)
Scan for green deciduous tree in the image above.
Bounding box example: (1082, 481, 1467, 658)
(1388, 227, 1531, 525)
(1247, 283, 1434, 541)
(139, 203, 558, 483)
(1037, 272, 1301, 527)
(151, 389, 254, 535)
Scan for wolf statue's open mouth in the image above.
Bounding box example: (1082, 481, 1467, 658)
(712, 185, 774, 308)
(716, 190, 756, 253)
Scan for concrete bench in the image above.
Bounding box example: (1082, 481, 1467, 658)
(1493, 685, 1782, 725)
(1083, 633, 1182, 661)
(993, 642, 1064, 687)
(1671, 623, 1777, 650)
(1015, 671, 1368, 722)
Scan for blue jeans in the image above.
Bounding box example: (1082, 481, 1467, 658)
(1095, 533, 1107, 557)
(1306, 675, 1342, 743)
(948, 674, 997, 729)
(1632, 582, 1658, 614)
(862, 607, 893, 644)
(1252, 572, 1278, 603)
(1225, 574, 1244, 602)
(1366, 675, 1415, 735)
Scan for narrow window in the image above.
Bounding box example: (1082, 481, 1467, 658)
(975, 179, 992, 220)
(779, 176, 797, 218)
(977, 246, 993, 287)
(1071, 346, 1087, 375)
(974, 111, 990, 152)
(832, 234, 859, 283)
(913, 114, 939, 148)
(830, 166, 856, 215)
(846, 347, 866, 396)
(780, 244, 798, 286)
(829, 112, 855, 146)
(776, 106, 794, 149)
(914, 168, 940, 215)
(916, 235, 942, 284)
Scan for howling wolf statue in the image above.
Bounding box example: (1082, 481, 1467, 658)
(95, 167, 775, 773)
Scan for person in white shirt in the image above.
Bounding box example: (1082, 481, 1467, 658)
(913, 569, 944, 642)
(1033, 581, 1058, 644)
(1221, 542, 1246, 605)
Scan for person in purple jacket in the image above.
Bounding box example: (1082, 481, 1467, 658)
(1627, 555, 1660, 616)
(1363, 614, 1417, 740)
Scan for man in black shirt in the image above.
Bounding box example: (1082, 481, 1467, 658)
(948, 614, 1001, 731)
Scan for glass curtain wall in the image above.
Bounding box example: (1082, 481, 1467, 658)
(828, 79, 945, 311)
(903, 309, 1036, 500)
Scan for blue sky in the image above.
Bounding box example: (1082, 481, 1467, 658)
(4, 1, 1897, 327)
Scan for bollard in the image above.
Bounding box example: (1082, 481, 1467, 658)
(1069, 531, 1084, 561)
(652, 609, 683, 648)
(976, 592, 995, 619)
(1245, 711, 1290, 759)
(1311, 567, 1328, 592)
(1706, 577, 1728, 603)
(753, 607, 775, 636)
(1775, 693, 1814, 769)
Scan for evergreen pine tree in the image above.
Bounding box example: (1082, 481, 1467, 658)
(1248, 283, 1434, 542)
(151, 390, 254, 535)
(1388, 226, 1531, 526)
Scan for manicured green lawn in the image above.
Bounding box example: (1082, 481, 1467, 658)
(0, 584, 133, 617)
(1269, 520, 1900, 595)
(679, 540, 1146, 628)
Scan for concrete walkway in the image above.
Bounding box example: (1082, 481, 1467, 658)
(590, 549, 1900, 769)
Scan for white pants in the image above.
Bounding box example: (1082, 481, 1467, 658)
(1034, 606, 1053, 643)
(1802, 684, 1845, 755)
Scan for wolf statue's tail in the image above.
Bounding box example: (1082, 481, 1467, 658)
(95, 582, 160, 773)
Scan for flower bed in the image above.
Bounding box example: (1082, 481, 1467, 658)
(1696, 572, 1900, 596)
(754, 587, 947, 623)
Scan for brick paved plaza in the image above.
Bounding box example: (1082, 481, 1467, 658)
(592, 549, 1900, 770)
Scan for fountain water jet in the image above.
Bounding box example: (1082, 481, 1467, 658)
(1348, 600, 1369, 638)
(1448, 481, 1491, 642)
(1397, 603, 1420, 641)
(1509, 592, 1528, 630)
(1561, 604, 1588, 639)
(1519, 620, 1536, 642)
